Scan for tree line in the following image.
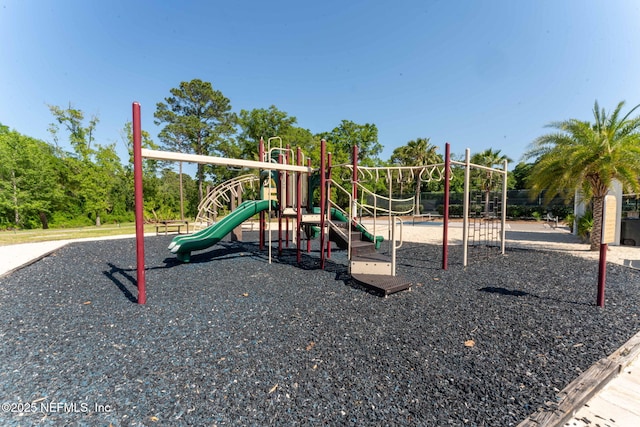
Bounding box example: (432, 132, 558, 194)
(0, 79, 507, 230)
(2, 78, 639, 251)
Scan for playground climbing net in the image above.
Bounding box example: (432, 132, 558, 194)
(464, 182, 507, 263)
(467, 215, 503, 262)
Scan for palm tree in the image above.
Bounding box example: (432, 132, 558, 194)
(471, 149, 512, 216)
(524, 100, 640, 250)
(390, 138, 441, 215)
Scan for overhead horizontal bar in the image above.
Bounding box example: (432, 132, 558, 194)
(450, 159, 508, 174)
(141, 149, 314, 173)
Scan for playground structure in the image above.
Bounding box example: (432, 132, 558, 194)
(132, 102, 508, 304)
(160, 137, 415, 294)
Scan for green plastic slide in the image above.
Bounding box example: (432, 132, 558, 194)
(169, 199, 274, 262)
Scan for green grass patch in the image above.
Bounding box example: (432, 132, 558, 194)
(0, 223, 159, 245)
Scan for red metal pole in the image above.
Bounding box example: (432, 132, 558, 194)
(297, 147, 302, 264)
(285, 145, 290, 248)
(259, 138, 265, 251)
(352, 145, 358, 221)
(132, 102, 146, 304)
(307, 158, 312, 254)
(326, 152, 332, 259)
(320, 139, 326, 269)
(442, 142, 451, 270)
(597, 201, 611, 308)
(278, 153, 283, 256)
(597, 244, 607, 307)
(351, 145, 359, 252)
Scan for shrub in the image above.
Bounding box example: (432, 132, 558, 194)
(102, 212, 135, 224)
(577, 211, 593, 242)
(49, 212, 94, 228)
(437, 204, 464, 217)
(565, 213, 576, 232)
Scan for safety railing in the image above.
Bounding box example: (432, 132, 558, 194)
(353, 182, 413, 241)
(391, 216, 404, 276)
(326, 179, 406, 264)
(326, 179, 355, 258)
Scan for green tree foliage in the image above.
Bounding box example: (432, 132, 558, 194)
(121, 120, 199, 221)
(447, 152, 467, 194)
(285, 127, 316, 159)
(48, 104, 128, 226)
(93, 143, 128, 222)
(48, 103, 99, 160)
(512, 162, 533, 190)
(524, 100, 640, 250)
(117, 121, 163, 219)
(316, 120, 382, 167)
(390, 138, 442, 214)
(312, 120, 382, 206)
(470, 148, 511, 215)
(0, 130, 65, 228)
(8, 84, 557, 230)
(238, 106, 297, 159)
(120, 121, 159, 173)
(154, 79, 237, 200)
(144, 168, 198, 221)
(237, 105, 317, 185)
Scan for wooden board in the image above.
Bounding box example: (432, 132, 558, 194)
(601, 195, 617, 244)
(518, 329, 640, 426)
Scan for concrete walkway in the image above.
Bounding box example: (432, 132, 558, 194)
(1, 223, 639, 425)
(570, 356, 640, 426)
(0, 234, 141, 277)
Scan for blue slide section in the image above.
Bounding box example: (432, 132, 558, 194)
(169, 199, 273, 262)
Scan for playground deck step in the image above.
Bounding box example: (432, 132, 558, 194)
(351, 261, 390, 275)
(328, 225, 348, 249)
(349, 240, 377, 256)
(281, 207, 297, 216)
(300, 214, 321, 223)
(351, 273, 412, 296)
(351, 252, 392, 263)
(328, 222, 347, 232)
(328, 223, 376, 255)
(351, 253, 392, 275)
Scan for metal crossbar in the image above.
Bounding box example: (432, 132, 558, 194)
(336, 163, 448, 185)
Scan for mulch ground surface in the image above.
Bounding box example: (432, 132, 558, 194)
(1, 232, 639, 426)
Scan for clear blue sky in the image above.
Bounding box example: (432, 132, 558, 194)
(2, 0, 640, 170)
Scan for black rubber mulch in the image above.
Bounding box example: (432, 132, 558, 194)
(1, 233, 639, 426)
